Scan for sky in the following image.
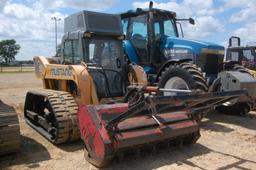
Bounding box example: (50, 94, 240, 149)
(0, 0, 255, 60)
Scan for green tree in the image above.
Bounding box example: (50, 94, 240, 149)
(0, 39, 20, 64)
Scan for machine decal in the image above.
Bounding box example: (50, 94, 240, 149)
(50, 68, 72, 77)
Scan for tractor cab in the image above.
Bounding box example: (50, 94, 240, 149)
(120, 2, 225, 83)
(60, 11, 127, 98)
(226, 36, 256, 70)
(121, 7, 181, 70)
(121, 4, 194, 73)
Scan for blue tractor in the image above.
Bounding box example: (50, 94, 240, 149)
(121, 2, 256, 115)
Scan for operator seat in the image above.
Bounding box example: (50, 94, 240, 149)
(131, 34, 149, 63)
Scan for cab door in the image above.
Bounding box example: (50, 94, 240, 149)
(86, 37, 126, 98)
(126, 14, 150, 64)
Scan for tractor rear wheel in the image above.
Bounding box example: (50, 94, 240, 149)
(216, 64, 254, 115)
(158, 62, 208, 122)
(158, 62, 208, 94)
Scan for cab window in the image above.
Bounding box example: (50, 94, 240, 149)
(63, 40, 80, 64)
(132, 22, 147, 37)
(122, 19, 128, 36)
(87, 39, 122, 69)
(154, 22, 160, 35)
(164, 20, 177, 37)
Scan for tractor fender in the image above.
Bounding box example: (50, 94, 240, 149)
(208, 77, 221, 92)
(155, 59, 192, 81)
(128, 63, 148, 86)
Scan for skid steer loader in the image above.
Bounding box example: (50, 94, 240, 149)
(24, 11, 248, 167)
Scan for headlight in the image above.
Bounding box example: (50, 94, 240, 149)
(163, 48, 192, 59)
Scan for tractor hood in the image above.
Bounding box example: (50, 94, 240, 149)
(160, 36, 224, 54)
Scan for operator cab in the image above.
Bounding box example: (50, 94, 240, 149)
(60, 11, 127, 99)
(121, 8, 178, 65)
(120, 6, 196, 76)
(226, 36, 256, 70)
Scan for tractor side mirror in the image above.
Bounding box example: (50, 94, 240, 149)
(189, 18, 195, 25)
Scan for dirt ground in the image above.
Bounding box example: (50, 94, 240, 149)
(0, 72, 256, 170)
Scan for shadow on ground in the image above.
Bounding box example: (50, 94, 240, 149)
(102, 143, 256, 170)
(203, 111, 256, 131)
(58, 140, 84, 152)
(0, 135, 51, 169)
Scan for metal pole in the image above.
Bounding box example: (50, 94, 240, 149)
(55, 19, 57, 53)
(51, 17, 61, 54)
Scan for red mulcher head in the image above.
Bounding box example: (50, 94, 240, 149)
(77, 89, 247, 167)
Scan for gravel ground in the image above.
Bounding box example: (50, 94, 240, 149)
(0, 72, 256, 170)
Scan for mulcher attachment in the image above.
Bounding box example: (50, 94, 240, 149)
(0, 100, 20, 155)
(24, 90, 80, 144)
(78, 89, 246, 167)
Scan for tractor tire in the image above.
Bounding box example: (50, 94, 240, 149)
(216, 64, 253, 115)
(232, 64, 251, 75)
(158, 62, 208, 122)
(216, 102, 251, 116)
(158, 62, 208, 94)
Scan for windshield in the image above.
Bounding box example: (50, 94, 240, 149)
(227, 49, 256, 61)
(84, 38, 123, 69)
(154, 15, 178, 38)
(123, 13, 178, 39)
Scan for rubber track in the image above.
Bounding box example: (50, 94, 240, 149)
(48, 91, 80, 144)
(25, 90, 80, 144)
(47, 90, 80, 144)
(0, 100, 20, 155)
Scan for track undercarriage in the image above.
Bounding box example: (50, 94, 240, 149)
(0, 100, 20, 155)
(24, 90, 80, 144)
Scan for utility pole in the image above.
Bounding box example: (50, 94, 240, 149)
(51, 17, 61, 55)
